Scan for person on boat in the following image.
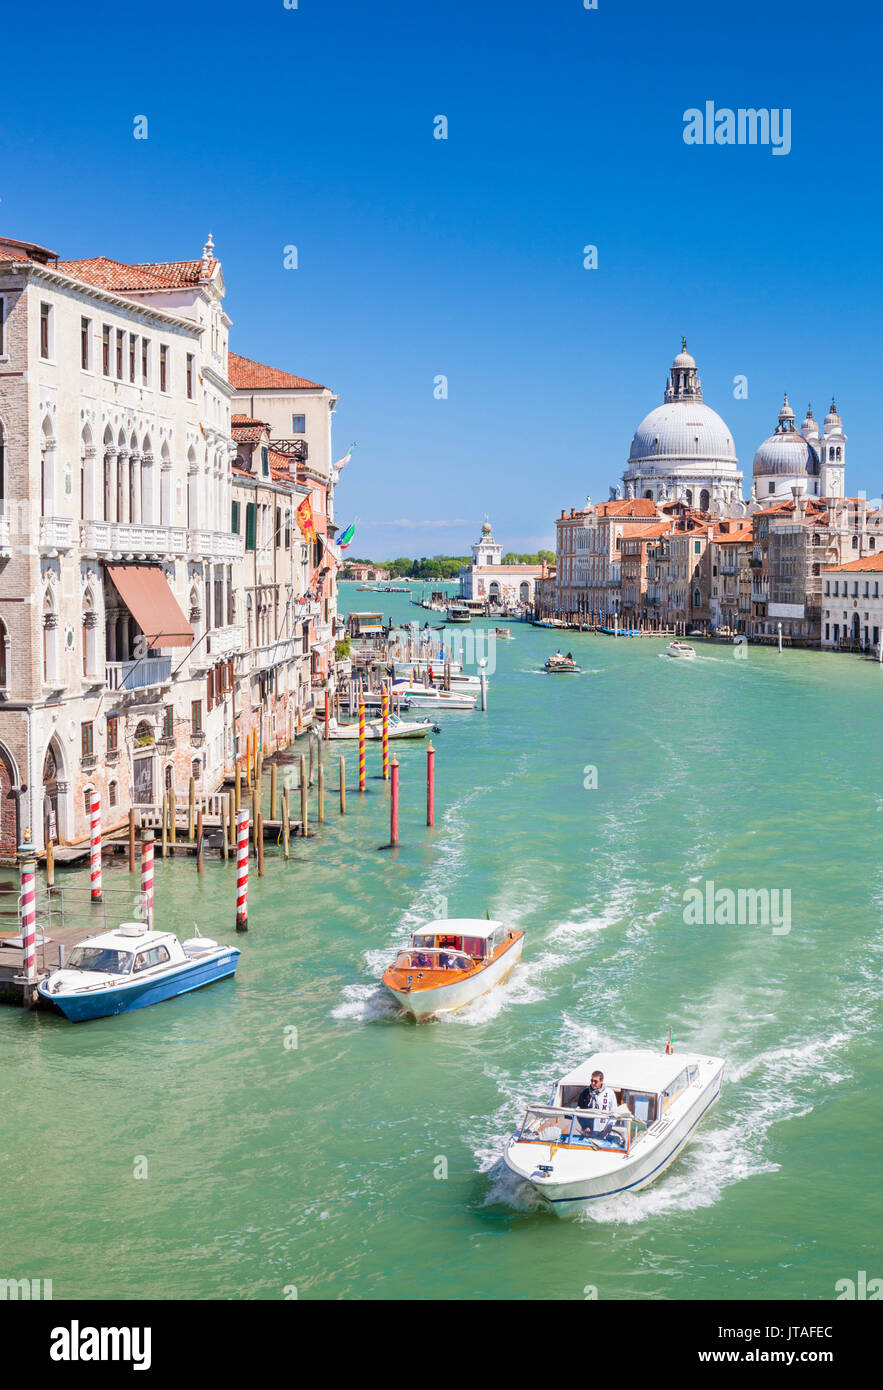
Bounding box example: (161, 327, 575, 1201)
(576, 1070, 618, 1138)
(565, 652, 573, 661)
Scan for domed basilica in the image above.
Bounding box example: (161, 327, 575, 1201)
(617, 342, 847, 517)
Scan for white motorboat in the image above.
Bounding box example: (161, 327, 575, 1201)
(665, 640, 696, 659)
(326, 714, 434, 741)
(446, 604, 472, 623)
(503, 1047, 725, 1216)
(382, 918, 524, 1021)
(395, 680, 477, 710)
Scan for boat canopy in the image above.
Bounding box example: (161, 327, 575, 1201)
(557, 1049, 706, 1095)
(393, 948, 473, 972)
(413, 917, 506, 942)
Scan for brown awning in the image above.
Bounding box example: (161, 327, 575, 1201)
(107, 565, 193, 649)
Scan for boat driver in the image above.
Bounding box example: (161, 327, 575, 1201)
(576, 1070, 618, 1139)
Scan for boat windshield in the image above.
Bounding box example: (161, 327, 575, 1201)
(66, 946, 134, 975)
(411, 933, 487, 958)
(393, 949, 473, 972)
(516, 1106, 646, 1154)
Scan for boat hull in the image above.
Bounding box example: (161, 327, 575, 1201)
(384, 934, 524, 1021)
(38, 948, 241, 1021)
(504, 1068, 723, 1216)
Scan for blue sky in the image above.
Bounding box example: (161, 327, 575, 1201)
(2, 0, 881, 558)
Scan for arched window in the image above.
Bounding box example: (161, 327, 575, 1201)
(700, 489, 710, 512)
(82, 587, 100, 679)
(0, 416, 7, 516)
(42, 585, 59, 684)
(108, 780, 118, 808)
(852, 536, 858, 549)
(41, 416, 56, 517)
(694, 589, 701, 607)
(685, 490, 693, 506)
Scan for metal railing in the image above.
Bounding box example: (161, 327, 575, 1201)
(105, 656, 173, 690)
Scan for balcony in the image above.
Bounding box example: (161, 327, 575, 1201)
(105, 656, 173, 691)
(80, 521, 187, 558)
(188, 529, 244, 561)
(238, 637, 297, 674)
(39, 516, 75, 554)
(191, 624, 244, 670)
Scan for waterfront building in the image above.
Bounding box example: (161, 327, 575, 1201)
(622, 341, 744, 515)
(458, 518, 545, 608)
(0, 234, 345, 861)
(231, 415, 313, 753)
(555, 497, 661, 620)
(821, 554, 883, 651)
(707, 523, 753, 633)
(619, 523, 669, 626)
(0, 233, 241, 855)
(228, 352, 340, 690)
(342, 563, 389, 583)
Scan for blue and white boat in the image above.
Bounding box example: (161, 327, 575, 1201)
(38, 924, 240, 1021)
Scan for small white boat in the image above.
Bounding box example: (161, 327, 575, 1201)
(544, 654, 581, 673)
(494, 627, 513, 640)
(397, 681, 477, 710)
(382, 918, 524, 1021)
(665, 640, 696, 659)
(327, 714, 434, 741)
(503, 1047, 725, 1216)
(38, 924, 240, 1021)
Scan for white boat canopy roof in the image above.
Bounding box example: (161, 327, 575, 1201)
(558, 1049, 717, 1093)
(413, 918, 507, 942)
(75, 926, 178, 950)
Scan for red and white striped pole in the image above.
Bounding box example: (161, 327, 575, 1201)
(358, 697, 366, 792)
(390, 756, 399, 847)
(18, 831, 37, 1007)
(427, 741, 435, 827)
(381, 685, 389, 781)
(89, 789, 102, 902)
(140, 828, 155, 930)
(235, 809, 249, 932)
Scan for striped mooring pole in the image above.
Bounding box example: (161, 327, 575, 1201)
(358, 697, 366, 792)
(140, 827, 155, 929)
(18, 831, 37, 1007)
(381, 685, 389, 780)
(89, 790, 102, 902)
(390, 756, 399, 847)
(235, 809, 249, 932)
(427, 741, 435, 827)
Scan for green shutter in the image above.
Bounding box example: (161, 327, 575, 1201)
(232, 500, 240, 534)
(245, 503, 256, 551)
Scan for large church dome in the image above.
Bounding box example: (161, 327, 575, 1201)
(628, 401, 738, 468)
(625, 341, 739, 473)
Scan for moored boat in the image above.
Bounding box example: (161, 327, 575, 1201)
(38, 924, 241, 1021)
(327, 713, 435, 740)
(401, 685, 477, 710)
(665, 640, 696, 659)
(446, 604, 472, 623)
(502, 1047, 725, 1216)
(382, 918, 524, 1021)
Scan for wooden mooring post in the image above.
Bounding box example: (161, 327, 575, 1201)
(257, 813, 264, 877)
(196, 809, 204, 874)
(281, 787, 290, 859)
(188, 777, 196, 840)
(339, 755, 346, 815)
(161, 794, 169, 859)
(128, 807, 136, 872)
(270, 761, 278, 820)
(300, 755, 309, 837)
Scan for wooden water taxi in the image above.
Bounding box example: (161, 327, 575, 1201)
(382, 918, 524, 1021)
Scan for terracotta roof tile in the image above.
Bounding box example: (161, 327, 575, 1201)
(56, 255, 218, 291)
(824, 554, 883, 572)
(228, 350, 324, 391)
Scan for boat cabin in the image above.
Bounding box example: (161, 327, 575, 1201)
(65, 926, 186, 978)
(347, 612, 384, 639)
(408, 917, 510, 963)
(553, 1049, 702, 1128)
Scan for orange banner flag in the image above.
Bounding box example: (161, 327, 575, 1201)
(296, 495, 317, 543)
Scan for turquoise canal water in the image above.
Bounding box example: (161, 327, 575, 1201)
(2, 581, 880, 1300)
